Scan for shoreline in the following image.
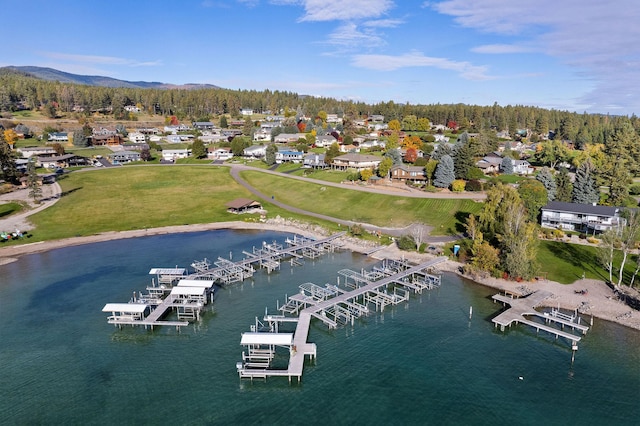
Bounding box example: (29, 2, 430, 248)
(1, 219, 639, 331)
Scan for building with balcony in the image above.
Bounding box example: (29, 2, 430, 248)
(540, 201, 626, 234)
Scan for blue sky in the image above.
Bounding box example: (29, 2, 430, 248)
(5, 0, 640, 116)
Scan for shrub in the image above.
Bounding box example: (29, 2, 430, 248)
(587, 237, 599, 244)
(451, 179, 466, 192)
(629, 183, 640, 195)
(466, 167, 485, 180)
(552, 229, 565, 240)
(349, 224, 364, 236)
(396, 235, 416, 250)
(465, 179, 483, 192)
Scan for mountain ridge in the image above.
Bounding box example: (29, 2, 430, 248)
(1, 66, 220, 90)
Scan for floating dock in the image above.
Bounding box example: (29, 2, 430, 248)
(102, 233, 345, 329)
(236, 257, 447, 382)
(491, 290, 589, 347)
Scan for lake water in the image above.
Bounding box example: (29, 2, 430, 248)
(1, 230, 638, 425)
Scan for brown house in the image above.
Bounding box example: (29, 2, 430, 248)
(390, 164, 426, 182)
(92, 134, 123, 146)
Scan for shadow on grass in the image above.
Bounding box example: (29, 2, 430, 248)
(544, 242, 608, 281)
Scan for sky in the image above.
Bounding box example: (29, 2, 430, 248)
(4, 0, 640, 116)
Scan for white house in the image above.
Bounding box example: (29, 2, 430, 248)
(276, 148, 303, 163)
(162, 149, 191, 162)
(314, 135, 337, 148)
(47, 132, 68, 142)
(253, 128, 272, 142)
(243, 145, 267, 159)
(303, 153, 327, 168)
(208, 147, 233, 160)
(274, 133, 306, 143)
(512, 159, 534, 175)
(241, 108, 254, 116)
(18, 146, 56, 158)
(128, 132, 146, 143)
(540, 201, 626, 234)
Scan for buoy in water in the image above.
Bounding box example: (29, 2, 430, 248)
(518, 376, 524, 380)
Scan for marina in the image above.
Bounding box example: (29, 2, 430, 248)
(236, 257, 447, 382)
(102, 233, 345, 328)
(2, 230, 639, 425)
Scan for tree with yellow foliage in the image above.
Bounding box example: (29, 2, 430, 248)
(3, 129, 18, 149)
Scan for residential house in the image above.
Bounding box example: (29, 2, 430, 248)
(332, 153, 382, 170)
(253, 128, 272, 142)
(314, 134, 337, 148)
(47, 132, 68, 143)
(243, 145, 267, 159)
(162, 149, 191, 162)
(92, 134, 123, 146)
(326, 114, 342, 124)
(511, 159, 534, 175)
(276, 148, 303, 163)
(390, 164, 426, 183)
(128, 132, 146, 143)
(165, 135, 182, 144)
(208, 147, 233, 161)
(18, 146, 56, 158)
(109, 150, 141, 164)
(368, 114, 384, 123)
(192, 121, 216, 131)
(540, 201, 626, 234)
(240, 108, 254, 116)
(121, 142, 149, 152)
(37, 154, 88, 168)
(274, 133, 306, 144)
(303, 153, 327, 168)
(475, 156, 502, 174)
(124, 105, 140, 113)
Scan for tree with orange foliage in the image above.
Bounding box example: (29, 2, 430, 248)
(405, 147, 418, 163)
(297, 121, 306, 132)
(402, 134, 423, 151)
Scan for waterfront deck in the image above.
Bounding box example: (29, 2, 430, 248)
(492, 290, 589, 345)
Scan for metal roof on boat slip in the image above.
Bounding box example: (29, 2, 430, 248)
(240, 332, 294, 346)
(170, 286, 206, 296)
(102, 303, 148, 313)
(176, 279, 215, 288)
(148, 268, 186, 275)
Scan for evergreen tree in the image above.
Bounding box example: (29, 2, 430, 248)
(73, 130, 89, 147)
(384, 147, 403, 165)
(572, 159, 599, 204)
(265, 144, 277, 165)
(219, 115, 228, 128)
(501, 156, 513, 174)
(191, 139, 206, 158)
(454, 142, 475, 179)
(0, 134, 18, 184)
(536, 167, 556, 201)
(554, 167, 573, 202)
(26, 158, 42, 204)
(433, 155, 455, 188)
(431, 143, 452, 161)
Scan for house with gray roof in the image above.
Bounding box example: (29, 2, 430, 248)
(540, 201, 626, 234)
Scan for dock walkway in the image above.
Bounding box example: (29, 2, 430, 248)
(492, 290, 589, 345)
(237, 257, 447, 382)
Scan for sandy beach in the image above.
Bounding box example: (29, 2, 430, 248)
(1, 217, 639, 332)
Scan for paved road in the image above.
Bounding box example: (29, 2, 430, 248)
(228, 164, 462, 242)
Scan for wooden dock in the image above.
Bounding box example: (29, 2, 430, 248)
(491, 290, 589, 345)
(237, 257, 447, 382)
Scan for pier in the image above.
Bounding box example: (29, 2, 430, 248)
(102, 233, 345, 329)
(491, 290, 589, 347)
(236, 257, 447, 382)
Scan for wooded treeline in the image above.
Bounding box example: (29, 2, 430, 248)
(1, 68, 639, 141)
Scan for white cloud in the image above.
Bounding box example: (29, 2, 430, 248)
(298, 0, 394, 22)
(430, 0, 640, 113)
(40, 52, 161, 67)
(362, 18, 403, 28)
(351, 51, 490, 80)
(471, 44, 531, 54)
(325, 23, 386, 49)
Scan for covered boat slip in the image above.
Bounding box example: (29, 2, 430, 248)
(237, 257, 447, 382)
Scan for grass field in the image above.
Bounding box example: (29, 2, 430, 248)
(240, 170, 482, 235)
(22, 166, 341, 242)
(0, 202, 23, 220)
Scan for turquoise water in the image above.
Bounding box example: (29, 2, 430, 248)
(1, 230, 638, 425)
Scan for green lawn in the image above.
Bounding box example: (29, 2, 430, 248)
(21, 166, 343, 242)
(290, 169, 350, 183)
(0, 202, 23, 221)
(537, 240, 639, 284)
(241, 170, 482, 235)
